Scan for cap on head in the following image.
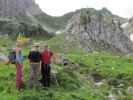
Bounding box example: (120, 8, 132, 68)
(32, 43, 40, 47)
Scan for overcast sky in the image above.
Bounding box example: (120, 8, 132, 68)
(35, 0, 133, 18)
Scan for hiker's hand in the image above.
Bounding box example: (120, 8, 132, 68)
(38, 62, 41, 72)
(39, 65, 41, 72)
(51, 54, 56, 64)
(26, 59, 30, 64)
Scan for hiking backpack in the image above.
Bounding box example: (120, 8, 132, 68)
(8, 51, 16, 64)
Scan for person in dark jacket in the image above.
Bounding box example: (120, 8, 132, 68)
(28, 43, 41, 88)
(40, 45, 53, 87)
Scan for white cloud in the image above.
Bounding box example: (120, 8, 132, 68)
(35, 0, 133, 18)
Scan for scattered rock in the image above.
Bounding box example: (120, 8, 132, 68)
(62, 59, 70, 66)
(117, 83, 125, 88)
(107, 78, 123, 87)
(91, 72, 103, 82)
(51, 72, 59, 87)
(64, 62, 80, 71)
(127, 86, 133, 94)
(0, 54, 8, 62)
(107, 92, 117, 100)
(94, 80, 104, 87)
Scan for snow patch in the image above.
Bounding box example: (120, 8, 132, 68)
(121, 22, 128, 28)
(56, 31, 62, 35)
(130, 34, 133, 42)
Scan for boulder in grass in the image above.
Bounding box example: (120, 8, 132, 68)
(127, 86, 133, 94)
(94, 81, 104, 87)
(0, 54, 9, 64)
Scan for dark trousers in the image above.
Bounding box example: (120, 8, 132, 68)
(41, 63, 51, 87)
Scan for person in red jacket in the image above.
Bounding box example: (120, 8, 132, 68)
(40, 45, 53, 87)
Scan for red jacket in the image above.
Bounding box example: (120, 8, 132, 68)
(41, 50, 53, 64)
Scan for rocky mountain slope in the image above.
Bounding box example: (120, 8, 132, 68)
(65, 8, 133, 54)
(121, 17, 133, 39)
(0, 0, 42, 17)
(0, 0, 73, 35)
(35, 12, 74, 32)
(0, 0, 49, 36)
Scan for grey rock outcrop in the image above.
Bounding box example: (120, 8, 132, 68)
(0, 0, 73, 33)
(122, 17, 133, 41)
(65, 8, 133, 54)
(0, 0, 52, 36)
(0, 0, 42, 17)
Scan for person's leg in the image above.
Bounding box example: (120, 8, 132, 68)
(16, 63, 19, 90)
(16, 63, 22, 90)
(29, 64, 33, 88)
(41, 63, 46, 86)
(32, 64, 36, 86)
(44, 64, 48, 86)
(44, 64, 51, 87)
(43, 64, 48, 86)
(20, 63, 22, 88)
(33, 63, 40, 88)
(47, 65, 51, 87)
(40, 63, 43, 83)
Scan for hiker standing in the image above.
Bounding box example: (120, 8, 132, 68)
(15, 42, 23, 90)
(40, 45, 53, 87)
(28, 43, 41, 88)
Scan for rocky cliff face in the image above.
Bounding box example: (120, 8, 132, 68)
(35, 12, 74, 32)
(0, 0, 73, 34)
(65, 8, 133, 54)
(0, 0, 42, 17)
(0, 0, 52, 36)
(121, 17, 133, 39)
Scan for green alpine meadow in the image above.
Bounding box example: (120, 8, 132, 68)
(0, 0, 133, 100)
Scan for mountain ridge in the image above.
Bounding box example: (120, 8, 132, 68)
(46, 8, 133, 54)
(0, 0, 73, 35)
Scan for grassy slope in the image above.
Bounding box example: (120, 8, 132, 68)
(0, 36, 133, 100)
(35, 12, 73, 32)
(47, 34, 85, 53)
(0, 52, 133, 100)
